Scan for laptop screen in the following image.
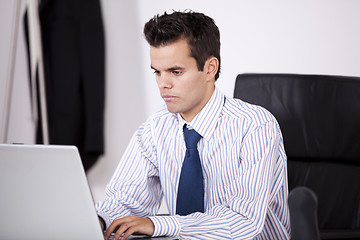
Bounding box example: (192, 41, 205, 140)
(0, 144, 104, 240)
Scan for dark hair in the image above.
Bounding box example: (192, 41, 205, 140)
(144, 10, 221, 80)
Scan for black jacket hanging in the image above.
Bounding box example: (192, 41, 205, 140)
(38, 0, 105, 171)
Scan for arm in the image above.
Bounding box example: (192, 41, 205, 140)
(96, 122, 162, 230)
(149, 121, 289, 239)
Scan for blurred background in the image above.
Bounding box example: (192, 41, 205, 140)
(1, 0, 360, 215)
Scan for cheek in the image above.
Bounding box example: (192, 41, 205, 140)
(185, 72, 205, 87)
(181, 79, 199, 95)
(176, 71, 206, 95)
(185, 78, 206, 100)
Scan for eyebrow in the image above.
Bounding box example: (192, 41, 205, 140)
(151, 65, 185, 71)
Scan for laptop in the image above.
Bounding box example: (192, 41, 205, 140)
(0, 144, 104, 240)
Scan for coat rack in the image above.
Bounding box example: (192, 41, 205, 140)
(1, 0, 49, 144)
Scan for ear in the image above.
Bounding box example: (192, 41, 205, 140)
(204, 57, 219, 81)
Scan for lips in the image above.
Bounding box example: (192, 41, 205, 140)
(162, 95, 177, 101)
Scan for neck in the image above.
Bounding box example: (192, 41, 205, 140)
(180, 85, 215, 122)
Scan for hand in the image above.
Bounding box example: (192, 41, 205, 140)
(104, 216, 155, 240)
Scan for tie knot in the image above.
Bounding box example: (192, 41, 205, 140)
(183, 125, 202, 149)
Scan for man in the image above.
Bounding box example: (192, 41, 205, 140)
(96, 11, 290, 239)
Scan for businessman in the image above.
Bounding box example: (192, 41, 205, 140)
(96, 10, 290, 240)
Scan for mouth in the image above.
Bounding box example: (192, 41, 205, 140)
(162, 95, 177, 102)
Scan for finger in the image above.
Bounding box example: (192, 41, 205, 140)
(120, 225, 137, 240)
(113, 221, 136, 240)
(104, 219, 124, 240)
(122, 220, 150, 240)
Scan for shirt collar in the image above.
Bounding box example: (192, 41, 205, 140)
(177, 87, 225, 141)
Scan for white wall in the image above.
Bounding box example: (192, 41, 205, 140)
(87, 0, 360, 209)
(2, 0, 360, 214)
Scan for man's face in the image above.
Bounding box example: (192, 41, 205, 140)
(150, 39, 214, 122)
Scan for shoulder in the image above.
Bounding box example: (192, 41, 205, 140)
(148, 105, 177, 123)
(222, 96, 277, 127)
(132, 105, 177, 146)
(141, 105, 178, 131)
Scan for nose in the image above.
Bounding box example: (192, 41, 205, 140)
(157, 73, 172, 89)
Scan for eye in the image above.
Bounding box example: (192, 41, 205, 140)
(172, 70, 182, 76)
(153, 70, 160, 76)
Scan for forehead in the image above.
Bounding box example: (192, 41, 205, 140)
(150, 39, 195, 69)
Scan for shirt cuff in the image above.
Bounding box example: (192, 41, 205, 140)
(148, 215, 180, 237)
(97, 211, 112, 230)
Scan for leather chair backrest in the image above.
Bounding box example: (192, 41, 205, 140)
(234, 73, 360, 164)
(234, 73, 360, 237)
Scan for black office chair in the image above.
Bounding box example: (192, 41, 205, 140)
(234, 73, 360, 239)
(289, 187, 321, 240)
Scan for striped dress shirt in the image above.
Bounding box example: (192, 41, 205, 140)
(96, 87, 291, 239)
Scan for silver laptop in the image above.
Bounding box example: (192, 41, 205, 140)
(0, 144, 104, 240)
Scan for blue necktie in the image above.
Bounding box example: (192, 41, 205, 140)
(176, 125, 204, 215)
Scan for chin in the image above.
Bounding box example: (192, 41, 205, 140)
(164, 103, 177, 113)
(166, 108, 179, 114)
